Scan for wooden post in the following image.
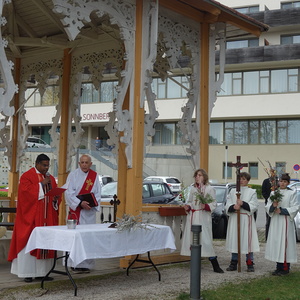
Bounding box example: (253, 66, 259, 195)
(121, 0, 144, 216)
(228, 156, 248, 272)
(200, 22, 210, 170)
(58, 48, 72, 225)
(8, 58, 21, 213)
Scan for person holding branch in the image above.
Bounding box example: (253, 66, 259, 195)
(181, 168, 224, 273)
(265, 173, 299, 275)
(225, 172, 259, 272)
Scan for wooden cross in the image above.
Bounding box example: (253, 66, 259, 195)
(228, 156, 248, 273)
(110, 194, 120, 223)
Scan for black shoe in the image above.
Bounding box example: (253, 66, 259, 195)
(272, 269, 280, 276)
(279, 270, 289, 276)
(247, 265, 255, 272)
(35, 276, 54, 281)
(71, 267, 84, 274)
(226, 260, 238, 271)
(24, 277, 33, 283)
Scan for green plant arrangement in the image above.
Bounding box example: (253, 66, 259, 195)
(194, 189, 214, 205)
(270, 188, 283, 203)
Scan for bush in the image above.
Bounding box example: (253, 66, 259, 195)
(249, 184, 262, 199)
(0, 191, 8, 197)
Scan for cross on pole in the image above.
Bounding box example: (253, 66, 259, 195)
(110, 194, 120, 223)
(228, 156, 248, 273)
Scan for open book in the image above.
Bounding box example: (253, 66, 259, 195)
(76, 192, 98, 207)
(45, 187, 66, 197)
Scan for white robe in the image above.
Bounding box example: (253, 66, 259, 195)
(64, 168, 101, 268)
(64, 168, 101, 224)
(225, 186, 260, 254)
(265, 188, 299, 263)
(181, 184, 216, 257)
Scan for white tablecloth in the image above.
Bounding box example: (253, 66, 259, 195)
(25, 223, 176, 266)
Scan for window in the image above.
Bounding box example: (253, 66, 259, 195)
(223, 162, 232, 180)
(25, 86, 59, 107)
(281, 1, 300, 9)
(275, 162, 286, 177)
(152, 76, 190, 99)
(209, 122, 223, 144)
(81, 81, 118, 103)
(249, 162, 258, 179)
(260, 120, 276, 144)
(249, 121, 259, 144)
(281, 34, 300, 44)
(153, 123, 182, 145)
(235, 6, 259, 13)
(218, 68, 299, 96)
(210, 119, 300, 146)
(226, 39, 259, 49)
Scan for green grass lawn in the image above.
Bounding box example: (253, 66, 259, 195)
(177, 271, 300, 300)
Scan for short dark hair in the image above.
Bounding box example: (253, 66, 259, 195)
(240, 172, 251, 181)
(36, 154, 50, 164)
(280, 173, 290, 183)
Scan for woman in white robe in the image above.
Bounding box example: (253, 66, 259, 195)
(265, 173, 299, 275)
(225, 172, 259, 272)
(181, 169, 224, 273)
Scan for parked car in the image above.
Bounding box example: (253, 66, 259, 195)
(169, 182, 236, 239)
(98, 175, 114, 187)
(101, 181, 175, 204)
(143, 176, 181, 195)
(294, 190, 300, 242)
(211, 183, 236, 239)
(26, 136, 51, 148)
(288, 181, 300, 191)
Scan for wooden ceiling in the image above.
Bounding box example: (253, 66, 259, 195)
(1, 0, 268, 58)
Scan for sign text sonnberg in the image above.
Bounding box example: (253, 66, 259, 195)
(82, 113, 109, 121)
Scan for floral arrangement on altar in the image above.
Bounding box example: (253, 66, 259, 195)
(270, 188, 283, 203)
(115, 213, 156, 232)
(194, 188, 214, 205)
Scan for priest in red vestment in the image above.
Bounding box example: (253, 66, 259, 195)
(8, 153, 61, 282)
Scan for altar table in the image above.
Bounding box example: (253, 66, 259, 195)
(25, 223, 176, 296)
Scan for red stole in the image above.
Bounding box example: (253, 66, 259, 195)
(68, 169, 97, 223)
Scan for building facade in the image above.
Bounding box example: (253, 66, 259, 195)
(8, 0, 300, 186)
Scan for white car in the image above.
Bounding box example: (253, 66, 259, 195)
(26, 136, 51, 148)
(143, 176, 181, 194)
(98, 175, 114, 187)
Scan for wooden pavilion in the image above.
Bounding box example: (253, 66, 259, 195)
(0, 0, 268, 227)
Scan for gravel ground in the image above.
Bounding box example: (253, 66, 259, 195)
(2, 237, 300, 300)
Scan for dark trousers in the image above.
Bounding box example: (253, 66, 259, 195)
(265, 213, 271, 241)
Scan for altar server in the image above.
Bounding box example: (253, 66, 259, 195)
(225, 172, 259, 272)
(265, 173, 299, 275)
(181, 168, 224, 273)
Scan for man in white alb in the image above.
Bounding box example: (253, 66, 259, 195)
(64, 154, 101, 273)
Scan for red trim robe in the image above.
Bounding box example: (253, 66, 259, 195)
(68, 169, 97, 223)
(8, 168, 60, 261)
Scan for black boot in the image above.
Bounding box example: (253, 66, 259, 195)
(210, 258, 224, 273)
(226, 260, 238, 271)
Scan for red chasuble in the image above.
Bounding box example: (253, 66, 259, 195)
(68, 169, 97, 223)
(8, 168, 60, 261)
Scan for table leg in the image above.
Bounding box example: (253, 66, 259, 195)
(41, 251, 78, 296)
(126, 251, 161, 281)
